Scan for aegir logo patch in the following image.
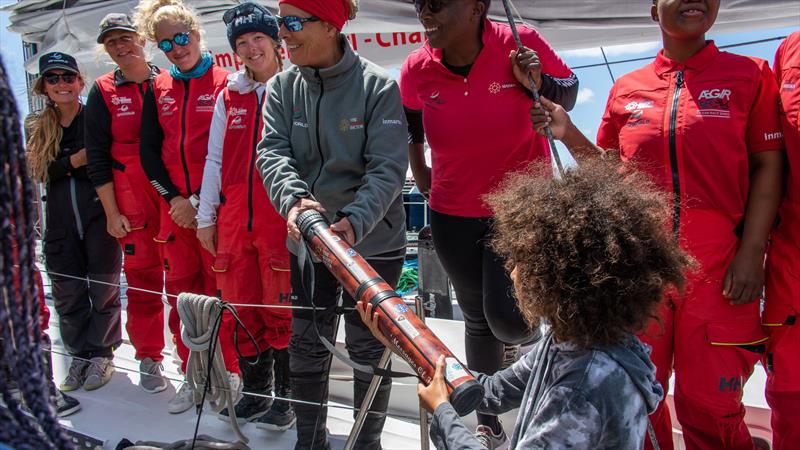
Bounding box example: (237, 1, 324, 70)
(196, 94, 215, 112)
(698, 88, 731, 118)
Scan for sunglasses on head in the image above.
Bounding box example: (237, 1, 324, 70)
(157, 32, 190, 53)
(223, 3, 267, 25)
(414, 0, 450, 14)
(44, 73, 78, 85)
(275, 15, 320, 32)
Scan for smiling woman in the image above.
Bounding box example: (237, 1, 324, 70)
(133, 0, 242, 416)
(399, 0, 579, 445)
(26, 51, 123, 400)
(194, 1, 295, 431)
(83, 12, 169, 396)
(256, 1, 410, 448)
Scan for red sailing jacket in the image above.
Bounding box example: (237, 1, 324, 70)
(775, 32, 800, 205)
(95, 71, 162, 229)
(152, 66, 229, 197)
(95, 71, 152, 162)
(218, 88, 287, 253)
(597, 42, 783, 239)
(765, 31, 800, 323)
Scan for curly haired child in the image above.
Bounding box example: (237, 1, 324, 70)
(359, 160, 692, 449)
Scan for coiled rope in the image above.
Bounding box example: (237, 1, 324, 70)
(177, 293, 246, 449)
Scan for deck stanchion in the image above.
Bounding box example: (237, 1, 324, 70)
(344, 348, 393, 450)
(415, 295, 431, 450)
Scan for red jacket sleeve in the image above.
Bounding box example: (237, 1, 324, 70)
(746, 60, 784, 153)
(596, 83, 621, 151)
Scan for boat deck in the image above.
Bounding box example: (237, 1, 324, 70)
(38, 268, 772, 449)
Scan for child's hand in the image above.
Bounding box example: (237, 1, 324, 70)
(417, 355, 450, 413)
(355, 301, 393, 349)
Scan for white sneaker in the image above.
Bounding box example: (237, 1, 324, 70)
(168, 383, 195, 414)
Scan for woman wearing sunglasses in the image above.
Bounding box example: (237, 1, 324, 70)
(257, 0, 408, 448)
(196, 2, 295, 431)
(134, 0, 240, 415)
(84, 13, 169, 395)
(26, 52, 123, 394)
(399, 1, 578, 446)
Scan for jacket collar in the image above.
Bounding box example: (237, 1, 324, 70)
(654, 40, 719, 75)
(114, 63, 160, 86)
(298, 35, 359, 90)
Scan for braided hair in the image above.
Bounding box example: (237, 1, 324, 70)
(0, 55, 73, 449)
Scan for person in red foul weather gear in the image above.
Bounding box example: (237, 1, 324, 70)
(134, 0, 239, 414)
(764, 30, 800, 450)
(85, 13, 168, 395)
(196, 2, 294, 430)
(530, 2, 785, 449)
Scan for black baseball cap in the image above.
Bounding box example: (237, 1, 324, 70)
(97, 13, 138, 43)
(38, 52, 79, 75)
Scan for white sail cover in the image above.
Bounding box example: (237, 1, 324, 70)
(5, 0, 799, 83)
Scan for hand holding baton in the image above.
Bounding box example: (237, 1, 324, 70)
(296, 210, 484, 415)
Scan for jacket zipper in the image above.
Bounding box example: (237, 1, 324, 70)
(179, 79, 192, 196)
(247, 91, 266, 232)
(668, 70, 683, 238)
(310, 69, 326, 194)
(69, 178, 84, 240)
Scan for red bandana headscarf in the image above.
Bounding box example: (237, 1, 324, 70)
(278, 0, 349, 32)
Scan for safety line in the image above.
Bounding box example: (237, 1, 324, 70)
(42, 269, 359, 312)
(570, 36, 787, 71)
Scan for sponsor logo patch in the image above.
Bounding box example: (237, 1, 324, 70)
(488, 81, 516, 94)
(196, 93, 215, 112)
(698, 88, 731, 118)
(624, 99, 652, 128)
(339, 117, 365, 132)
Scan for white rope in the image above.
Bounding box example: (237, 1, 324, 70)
(176, 293, 247, 445)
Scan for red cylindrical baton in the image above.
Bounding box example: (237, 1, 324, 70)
(296, 210, 484, 416)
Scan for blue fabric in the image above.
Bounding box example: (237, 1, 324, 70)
(169, 52, 213, 80)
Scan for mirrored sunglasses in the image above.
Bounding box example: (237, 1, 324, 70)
(158, 32, 190, 53)
(276, 15, 320, 32)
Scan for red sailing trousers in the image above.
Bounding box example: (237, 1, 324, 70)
(156, 205, 239, 375)
(643, 211, 767, 450)
(213, 220, 292, 357)
(113, 157, 166, 362)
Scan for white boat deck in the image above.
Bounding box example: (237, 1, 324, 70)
(39, 270, 773, 449)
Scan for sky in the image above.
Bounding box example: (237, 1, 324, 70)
(1, 0, 796, 152)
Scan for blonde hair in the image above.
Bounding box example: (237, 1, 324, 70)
(346, 0, 359, 20)
(26, 75, 83, 182)
(134, 0, 205, 46)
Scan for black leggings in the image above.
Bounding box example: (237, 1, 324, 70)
(430, 210, 532, 375)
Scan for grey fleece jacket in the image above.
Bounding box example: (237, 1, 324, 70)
(431, 331, 663, 450)
(256, 37, 408, 257)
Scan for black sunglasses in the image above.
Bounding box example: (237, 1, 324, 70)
(275, 15, 320, 32)
(158, 32, 190, 53)
(44, 73, 78, 85)
(414, 0, 449, 14)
